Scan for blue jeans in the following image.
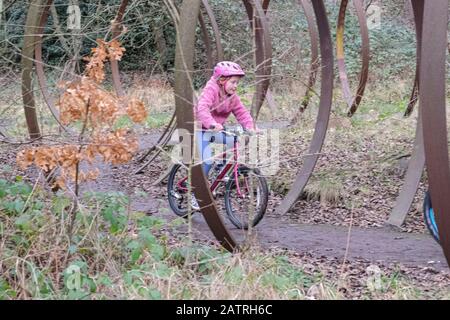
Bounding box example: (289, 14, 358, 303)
(196, 130, 235, 175)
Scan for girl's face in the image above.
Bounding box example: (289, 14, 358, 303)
(221, 76, 241, 95)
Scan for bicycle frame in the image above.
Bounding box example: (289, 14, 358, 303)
(176, 133, 247, 198)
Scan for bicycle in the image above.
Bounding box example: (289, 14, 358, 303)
(167, 126, 269, 229)
(423, 190, 440, 243)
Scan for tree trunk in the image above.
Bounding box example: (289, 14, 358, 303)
(22, 0, 44, 139)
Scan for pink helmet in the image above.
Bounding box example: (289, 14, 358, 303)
(213, 61, 245, 79)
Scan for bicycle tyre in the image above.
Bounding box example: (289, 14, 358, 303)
(167, 164, 192, 218)
(224, 166, 269, 229)
(423, 191, 440, 243)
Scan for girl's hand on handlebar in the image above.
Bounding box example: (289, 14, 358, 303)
(245, 127, 262, 136)
(209, 124, 224, 132)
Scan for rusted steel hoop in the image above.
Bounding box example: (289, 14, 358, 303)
(420, 0, 450, 266)
(111, 0, 173, 170)
(404, 74, 419, 117)
(199, 10, 214, 72)
(134, 123, 177, 174)
(290, 0, 320, 125)
(137, 0, 268, 171)
(171, 0, 274, 252)
(387, 115, 425, 227)
(297, 0, 319, 113)
(175, 0, 237, 252)
(274, 0, 333, 217)
(34, 0, 72, 133)
(404, 0, 423, 118)
(386, 0, 425, 228)
(336, 0, 369, 117)
(135, 0, 222, 169)
(201, 0, 224, 62)
(136, 111, 176, 163)
(243, 0, 273, 120)
(110, 0, 221, 98)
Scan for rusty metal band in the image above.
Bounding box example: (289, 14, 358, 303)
(34, 0, 71, 133)
(420, 0, 450, 266)
(136, 111, 176, 164)
(297, 0, 319, 113)
(243, 0, 272, 120)
(336, 0, 369, 117)
(134, 122, 177, 174)
(110, 0, 173, 170)
(175, 0, 237, 252)
(405, 75, 419, 117)
(404, 0, 423, 118)
(386, 0, 425, 228)
(275, 0, 334, 216)
(136, 0, 221, 169)
(201, 0, 224, 62)
(387, 114, 425, 227)
(199, 10, 214, 72)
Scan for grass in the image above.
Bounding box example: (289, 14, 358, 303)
(1, 177, 448, 300)
(0, 178, 331, 299)
(303, 176, 344, 206)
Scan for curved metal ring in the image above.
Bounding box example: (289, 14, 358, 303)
(34, 0, 74, 133)
(135, 0, 222, 169)
(336, 0, 370, 117)
(174, 0, 237, 251)
(386, 114, 425, 227)
(387, 0, 425, 228)
(243, 0, 273, 120)
(298, 0, 319, 113)
(275, 0, 334, 216)
(199, 9, 214, 73)
(201, 0, 224, 63)
(420, 0, 450, 266)
(290, 0, 320, 125)
(173, 0, 274, 252)
(404, 0, 423, 118)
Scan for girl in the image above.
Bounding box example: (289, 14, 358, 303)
(192, 61, 257, 210)
(195, 61, 257, 176)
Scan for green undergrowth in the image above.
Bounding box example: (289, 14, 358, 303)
(0, 177, 331, 299)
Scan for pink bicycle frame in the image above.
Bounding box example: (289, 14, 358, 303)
(176, 134, 246, 198)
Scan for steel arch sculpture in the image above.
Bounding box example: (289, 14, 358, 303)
(21, 0, 450, 267)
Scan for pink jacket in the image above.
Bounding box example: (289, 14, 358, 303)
(195, 77, 254, 130)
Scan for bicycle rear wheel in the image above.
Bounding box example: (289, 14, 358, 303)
(167, 164, 191, 217)
(224, 166, 268, 229)
(423, 191, 440, 243)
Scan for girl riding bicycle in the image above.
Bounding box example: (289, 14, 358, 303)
(192, 61, 258, 210)
(195, 61, 258, 176)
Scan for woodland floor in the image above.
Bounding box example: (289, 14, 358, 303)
(1, 116, 449, 298)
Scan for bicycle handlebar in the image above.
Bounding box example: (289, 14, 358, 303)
(205, 125, 261, 137)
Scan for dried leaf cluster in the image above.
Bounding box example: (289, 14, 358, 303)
(17, 40, 147, 190)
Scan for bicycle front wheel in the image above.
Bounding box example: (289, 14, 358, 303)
(224, 166, 268, 229)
